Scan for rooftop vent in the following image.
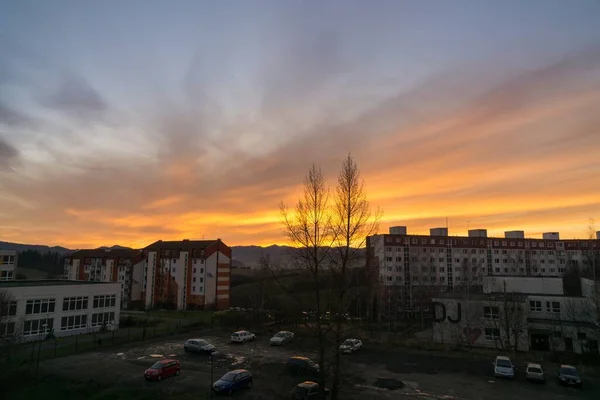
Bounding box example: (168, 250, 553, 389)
(505, 231, 525, 239)
(468, 229, 488, 238)
(542, 232, 560, 240)
(430, 227, 448, 237)
(389, 226, 407, 235)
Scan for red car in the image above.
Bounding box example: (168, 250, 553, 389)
(144, 359, 181, 381)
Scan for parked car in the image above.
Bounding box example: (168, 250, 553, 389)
(184, 338, 216, 354)
(291, 381, 330, 399)
(144, 359, 180, 381)
(492, 356, 515, 379)
(212, 369, 253, 395)
(557, 365, 582, 387)
(286, 356, 320, 375)
(340, 338, 363, 354)
(270, 331, 295, 346)
(525, 363, 545, 383)
(230, 330, 256, 343)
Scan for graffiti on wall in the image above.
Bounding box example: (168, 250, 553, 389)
(432, 301, 481, 344)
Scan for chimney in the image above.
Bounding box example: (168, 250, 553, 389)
(542, 232, 560, 240)
(430, 227, 448, 237)
(505, 230, 525, 239)
(389, 226, 407, 235)
(468, 229, 488, 238)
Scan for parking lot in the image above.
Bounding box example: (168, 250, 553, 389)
(34, 328, 599, 399)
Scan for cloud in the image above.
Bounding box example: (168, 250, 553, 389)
(41, 73, 108, 121)
(0, 135, 19, 170)
(0, 100, 35, 127)
(1, 44, 600, 248)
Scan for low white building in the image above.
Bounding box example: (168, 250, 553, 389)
(432, 276, 599, 355)
(0, 250, 17, 281)
(0, 280, 121, 341)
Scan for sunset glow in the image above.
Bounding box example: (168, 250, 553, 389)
(1, 1, 599, 249)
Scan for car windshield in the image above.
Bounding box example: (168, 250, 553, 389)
(232, 333, 239, 337)
(150, 362, 164, 369)
(220, 372, 237, 382)
(560, 367, 578, 376)
(528, 367, 542, 373)
(496, 359, 512, 368)
(197, 340, 208, 346)
(275, 332, 286, 337)
(343, 340, 354, 346)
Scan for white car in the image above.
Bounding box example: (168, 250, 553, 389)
(230, 330, 256, 343)
(340, 338, 363, 354)
(525, 363, 545, 383)
(184, 338, 216, 354)
(270, 331, 295, 346)
(493, 356, 515, 379)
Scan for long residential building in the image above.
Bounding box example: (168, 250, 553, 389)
(0, 250, 17, 281)
(63, 239, 232, 311)
(0, 280, 121, 341)
(367, 226, 600, 320)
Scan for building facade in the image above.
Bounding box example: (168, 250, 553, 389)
(367, 226, 600, 320)
(64, 248, 144, 309)
(431, 277, 599, 355)
(142, 239, 231, 311)
(0, 280, 121, 341)
(0, 250, 17, 281)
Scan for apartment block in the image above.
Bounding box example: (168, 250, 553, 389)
(367, 226, 600, 320)
(142, 239, 231, 311)
(0, 280, 121, 341)
(0, 250, 17, 281)
(64, 248, 143, 309)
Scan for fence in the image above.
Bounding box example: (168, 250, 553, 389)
(1, 319, 207, 367)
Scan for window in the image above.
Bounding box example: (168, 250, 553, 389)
(193, 286, 196, 291)
(396, 257, 402, 262)
(62, 296, 89, 311)
(3, 301, 17, 316)
(172, 268, 176, 273)
(25, 299, 56, 315)
(193, 268, 197, 273)
(93, 295, 117, 308)
(485, 328, 500, 341)
(200, 278, 204, 283)
(23, 318, 54, 336)
(193, 277, 196, 282)
(529, 301, 542, 312)
(386, 257, 392, 262)
(0, 322, 16, 336)
(483, 306, 499, 319)
(546, 301, 560, 313)
(91, 312, 116, 327)
(200, 268, 204, 273)
(60, 314, 88, 331)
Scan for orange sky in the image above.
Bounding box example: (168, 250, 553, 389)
(1, 49, 600, 249)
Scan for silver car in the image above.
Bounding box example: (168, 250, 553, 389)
(184, 338, 216, 354)
(270, 331, 295, 346)
(525, 363, 545, 383)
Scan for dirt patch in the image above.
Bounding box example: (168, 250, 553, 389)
(373, 378, 405, 390)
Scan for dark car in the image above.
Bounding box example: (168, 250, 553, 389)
(144, 359, 180, 381)
(212, 369, 253, 395)
(291, 381, 330, 399)
(286, 356, 320, 376)
(557, 365, 582, 387)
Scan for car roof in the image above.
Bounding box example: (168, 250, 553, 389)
(495, 356, 511, 361)
(290, 356, 309, 360)
(345, 338, 358, 341)
(188, 338, 206, 341)
(158, 359, 178, 363)
(527, 363, 542, 368)
(560, 364, 576, 369)
(233, 330, 248, 334)
(229, 369, 249, 374)
(297, 381, 318, 388)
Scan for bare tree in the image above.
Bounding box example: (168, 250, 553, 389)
(329, 154, 380, 399)
(0, 291, 19, 347)
(280, 164, 336, 399)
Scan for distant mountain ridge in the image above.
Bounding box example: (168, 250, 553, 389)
(0, 241, 292, 269)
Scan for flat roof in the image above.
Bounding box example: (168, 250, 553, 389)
(0, 279, 119, 288)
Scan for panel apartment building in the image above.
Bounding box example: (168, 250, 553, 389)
(367, 226, 600, 320)
(0, 250, 18, 281)
(64, 239, 232, 311)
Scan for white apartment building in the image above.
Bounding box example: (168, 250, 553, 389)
(0, 280, 121, 341)
(0, 250, 17, 281)
(367, 226, 600, 319)
(142, 239, 231, 311)
(431, 276, 599, 355)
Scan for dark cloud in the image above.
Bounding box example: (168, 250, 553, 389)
(42, 73, 108, 120)
(0, 135, 19, 170)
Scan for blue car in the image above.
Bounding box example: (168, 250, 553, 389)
(212, 369, 253, 395)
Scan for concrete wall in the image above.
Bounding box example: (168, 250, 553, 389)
(483, 276, 564, 295)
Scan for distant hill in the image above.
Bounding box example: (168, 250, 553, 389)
(0, 241, 71, 254)
(0, 240, 292, 269)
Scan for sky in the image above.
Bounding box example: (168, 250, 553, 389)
(1, 0, 600, 249)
